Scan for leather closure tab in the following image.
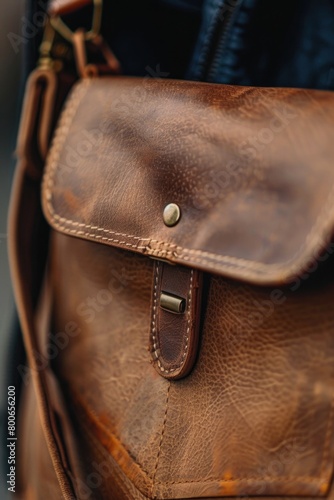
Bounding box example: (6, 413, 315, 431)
(150, 261, 203, 380)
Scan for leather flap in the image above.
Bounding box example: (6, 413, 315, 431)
(42, 77, 334, 285)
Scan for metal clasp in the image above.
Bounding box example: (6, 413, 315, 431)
(47, 0, 120, 77)
(50, 0, 102, 43)
(160, 292, 186, 314)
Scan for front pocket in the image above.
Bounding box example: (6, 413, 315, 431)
(151, 276, 334, 499)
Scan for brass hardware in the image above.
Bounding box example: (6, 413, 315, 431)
(47, 0, 120, 78)
(37, 20, 68, 72)
(163, 203, 181, 227)
(160, 292, 186, 314)
(38, 20, 56, 69)
(50, 0, 102, 42)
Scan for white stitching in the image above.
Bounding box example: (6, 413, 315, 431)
(47, 220, 146, 250)
(183, 270, 193, 363)
(151, 261, 160, 365)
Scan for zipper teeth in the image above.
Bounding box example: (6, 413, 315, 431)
(202, 0, 243, 81)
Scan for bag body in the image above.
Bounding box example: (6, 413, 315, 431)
(8, 0, 334, 498)
(10, 73, 334, 499)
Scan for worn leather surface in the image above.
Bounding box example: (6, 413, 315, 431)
(150, 261, 203, 379)
(11, 73, 334, 499)
(43, 76, 334, 285)
(46, 229, 334, 499)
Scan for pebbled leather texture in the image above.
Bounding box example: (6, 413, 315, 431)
(11, 74, 334, 499)
(47, 231, 334, 499)
(150, 261, 203, 380)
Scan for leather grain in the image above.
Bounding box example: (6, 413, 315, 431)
(43, 76, 334, 285)
(47, 231, 334, 499)
(155, 273, 334, 498)
(11, 74, 334, 499)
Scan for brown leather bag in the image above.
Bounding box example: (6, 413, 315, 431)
(9, 5, 334, 500)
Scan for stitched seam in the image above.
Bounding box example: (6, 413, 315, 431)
(45, 204, 334, 273)
(46, 220, 147, 250)
(45, 185, 334, 277)
(151, 262, 161, 367)
(51, 214, 156, 243)
(145, 242, 325, 279)
(151, 382, 171, 499)
(182, 269, 193, 366)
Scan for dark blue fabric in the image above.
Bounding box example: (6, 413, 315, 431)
(159, 0, 203, 13)
(186, 0, 334, 89)
(186, 0, 257, 82)
(36, 0, 334, 90)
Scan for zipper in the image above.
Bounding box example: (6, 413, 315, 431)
(201, 0, 244, 81)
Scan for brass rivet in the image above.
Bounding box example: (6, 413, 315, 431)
(163, 203, 181, 227)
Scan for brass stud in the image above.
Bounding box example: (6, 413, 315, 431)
(163, 203, 181, 227)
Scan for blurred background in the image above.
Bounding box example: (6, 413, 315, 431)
(1, 1, 25, 497)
